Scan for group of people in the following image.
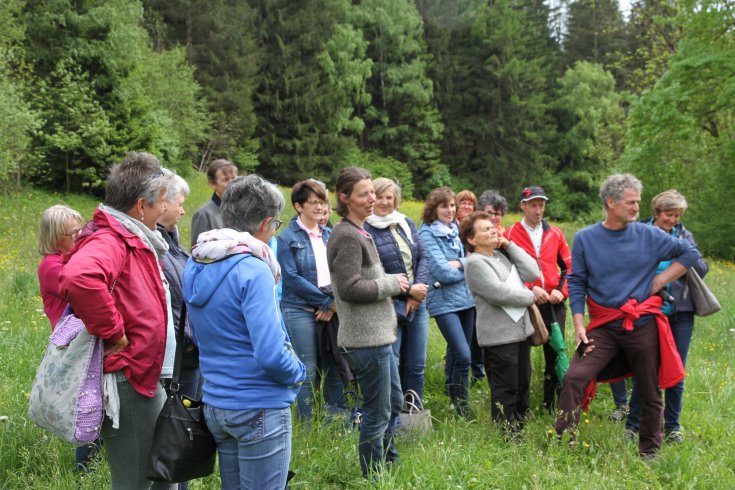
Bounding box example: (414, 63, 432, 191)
(36, 151, 706, 488)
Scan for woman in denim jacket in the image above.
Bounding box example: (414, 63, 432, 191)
(365, 178, 430, 404)
(277, 180, 345, 421)
(418, 187, 476, 416)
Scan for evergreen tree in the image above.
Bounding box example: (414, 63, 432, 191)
(353, 0, 444, 197)
(421, 0, 556, 197)
(549, 61, 625, 220)
(22, 0, 209, 192)
(143, 0, 260, 168)
(250, 0, 371, 184)
(618, 0, 682, 93)
(563, 0, 628, 87)
(0, 0, 40, 189)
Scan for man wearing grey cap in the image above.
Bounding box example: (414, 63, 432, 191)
(504, 186, 571, 410)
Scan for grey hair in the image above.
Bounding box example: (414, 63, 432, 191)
(652, 189, 688, 214)
(599, 174, 643, 210)
(221, 174, 285, 234)
(478, 190, 508, 215)
(105, 151, 167, 212)
(161, 168, 190, 202)
(38, 205, 83, 255)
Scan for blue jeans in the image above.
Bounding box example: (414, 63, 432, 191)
(435, 308, 476, 416)
(392, 304, 429, 403)
(203, 406, 292, 490)
(626, 312, 694, 433)
(341, 344, 402, 478)
(282, 307, 344, 420)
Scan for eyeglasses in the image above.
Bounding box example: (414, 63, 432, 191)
(63, 228, 82, 238)
(272, 219, 283, 230)
(486, 211, 503, 217)
(304, 200, 327, 208)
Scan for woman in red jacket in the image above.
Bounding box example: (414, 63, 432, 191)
(59, 152, 174, 490)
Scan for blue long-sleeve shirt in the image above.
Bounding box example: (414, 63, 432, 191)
(569, 222, 701, 321)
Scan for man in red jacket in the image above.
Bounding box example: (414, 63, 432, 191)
(505, 186, 571, 410)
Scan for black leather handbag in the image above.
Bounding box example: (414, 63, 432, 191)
(147, 304, 217, 483)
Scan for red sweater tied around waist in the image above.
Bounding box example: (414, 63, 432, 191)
(581, 296, 685, 410)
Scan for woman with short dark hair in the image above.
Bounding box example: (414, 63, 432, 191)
(277, 179, 345, 421)
(364, 178, 429, 404)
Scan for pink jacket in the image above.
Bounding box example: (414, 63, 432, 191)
(59, 209, 168, 397)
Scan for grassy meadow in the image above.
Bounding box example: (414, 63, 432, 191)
(1, 174, 733, 489)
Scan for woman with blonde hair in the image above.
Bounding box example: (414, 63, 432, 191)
(38, 205, 83, 328)
(620, 189, 708, 444)
(38, 204, 101, 471)
(365, 178, 430, 403)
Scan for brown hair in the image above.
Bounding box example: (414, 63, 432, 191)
(421, 187, 455, 224)
(335, 167, 372, 217)
(459, 211, 492, 253)
(207, 159, 238, 183)
(291, 180, 328, 208)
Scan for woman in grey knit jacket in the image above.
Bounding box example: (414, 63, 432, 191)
(460, 211, 540, 435)
(326, 167, 409, 478)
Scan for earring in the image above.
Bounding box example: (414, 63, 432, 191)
(141, 214, 145, 220)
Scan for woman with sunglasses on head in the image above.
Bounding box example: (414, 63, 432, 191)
(277, 179, 346, 422)
(59, 152, 177, 489)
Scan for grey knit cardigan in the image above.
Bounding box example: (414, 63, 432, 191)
(465, 243, 540, 347)
(327, 219, 403, 349)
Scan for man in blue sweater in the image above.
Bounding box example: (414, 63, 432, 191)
(555, 174, 700, 458)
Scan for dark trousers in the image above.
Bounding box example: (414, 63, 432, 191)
(538, 302, 566, 408)
(483, 339, 531, 429)
(555, 319, 663, 455)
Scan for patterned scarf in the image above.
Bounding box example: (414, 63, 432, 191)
(192, 228, 281, 283)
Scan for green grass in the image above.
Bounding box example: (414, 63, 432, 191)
(1, 179, 734, 488)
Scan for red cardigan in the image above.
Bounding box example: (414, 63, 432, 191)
(59, 209, 168, 397)
(581, 296, 685, 409)
(504, 220, 571, 298)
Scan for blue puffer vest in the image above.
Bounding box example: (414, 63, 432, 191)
(418, 222, 475, 317)
(277, 216, 334, 312)
(364, 217, 429, 319)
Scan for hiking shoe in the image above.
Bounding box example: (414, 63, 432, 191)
(640, 452, 658, 463)
(666, 430, 684, 444)
(609, 405, 628, 422)
(624, 429, 637, 442)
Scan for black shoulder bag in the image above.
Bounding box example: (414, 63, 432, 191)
(147, 303, 217, 483)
